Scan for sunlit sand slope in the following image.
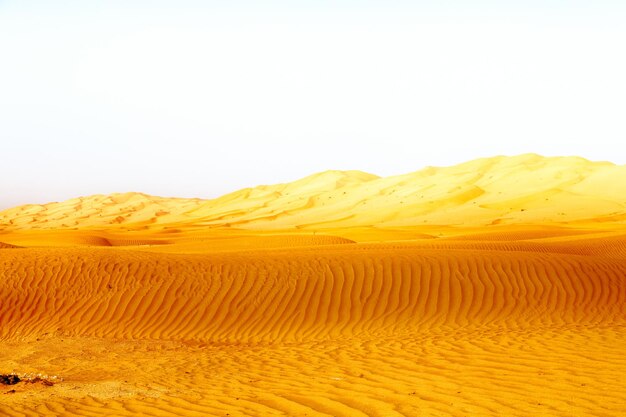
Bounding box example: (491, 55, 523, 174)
(1, 154, 625, 231)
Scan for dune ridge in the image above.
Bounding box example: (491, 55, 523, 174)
(1, 154, 625, 233)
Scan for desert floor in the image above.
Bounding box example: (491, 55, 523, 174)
(1, 224, 625, 416)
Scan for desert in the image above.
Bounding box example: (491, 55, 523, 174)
(0, 154, 625, 416)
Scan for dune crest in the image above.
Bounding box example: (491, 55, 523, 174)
(1, 154, 625, 234)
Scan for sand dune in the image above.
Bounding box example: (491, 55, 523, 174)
(1, 154, 625, 233)
(1, 155, 626, 416)
(1, 243, 625, 342)
(1, 234, 626, 416)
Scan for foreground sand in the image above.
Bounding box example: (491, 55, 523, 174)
(1, 226, 626, 416)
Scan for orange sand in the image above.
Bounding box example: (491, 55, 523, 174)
(1, 155, 625, 416)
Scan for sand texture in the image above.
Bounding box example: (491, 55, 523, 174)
(1, 155, 625, 416)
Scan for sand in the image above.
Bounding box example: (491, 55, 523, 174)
(1, 154, 625, 416)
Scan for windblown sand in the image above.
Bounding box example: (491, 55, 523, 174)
(1, 155, 625, 416)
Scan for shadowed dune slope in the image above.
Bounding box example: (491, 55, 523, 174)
(0, 241, 20, 249)
(133, 234, 356, 253)
(0, 230, 355, 251)
(1, 245, 624, 342)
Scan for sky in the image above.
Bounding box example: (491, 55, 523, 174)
(1, 1, 625, 209)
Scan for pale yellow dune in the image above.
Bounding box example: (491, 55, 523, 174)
(1, 155, 626, 416)
(1, 154, 625, 233)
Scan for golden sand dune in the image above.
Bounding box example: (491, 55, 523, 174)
(1, 154, 625, 233)
(1, 243, 625, 342)
(1, 234, 626, 416)
(1, 155, 626, 416)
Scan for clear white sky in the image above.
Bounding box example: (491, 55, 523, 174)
(1, 1, 625, 209)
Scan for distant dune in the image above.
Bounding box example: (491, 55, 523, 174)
(1, 154, 625, 234)
(1, 155, 625, 416)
